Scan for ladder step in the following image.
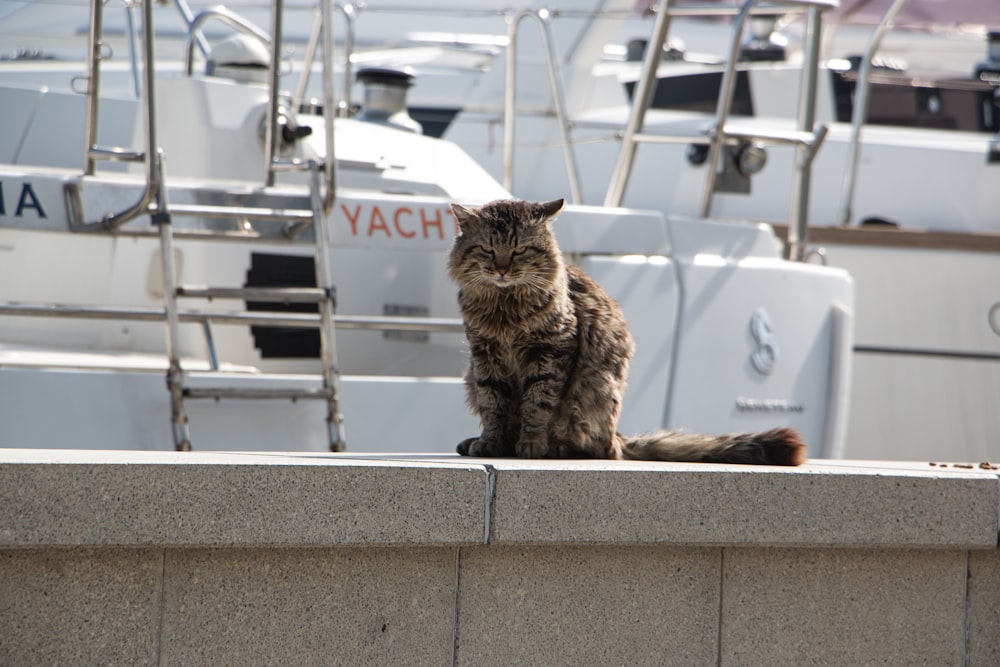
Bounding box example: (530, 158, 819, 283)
(631, 127, 818, 148)
(719, 125, 821, 147)
(631, 132, 705, 146)
(169, 203, 313, 223)
(183, 386, 333, 401)
(0, 302, 464, 332)
(88, 146, 146, 163)
(335, 314, 466, 333)
(177, 286, 330, 303)
(270, 157, 316, 173)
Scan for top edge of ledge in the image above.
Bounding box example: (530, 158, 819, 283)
(1, 449, 996, 477)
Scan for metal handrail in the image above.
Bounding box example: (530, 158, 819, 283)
(179, 1, 332, 203)
(60, 0, 412, 451)
(261, 0, 337, 216)
(293, 2, 358, 119)
(698, 0, 761, 217)
(263, 0, 285, 188)
(124, 1, 141, 98)
(836, 0, 909, 227)
(504, 8, 583, 204)
(318, 0, 338, 214)
(172, 0, 212, 61)
(0, 304, 465, 333)
(182, 7, 271, 77)
(786, 3, 824, 261)
(80, 0, 162, 231)
(603, 0, 837, 262)
(603, 0, 676, 207)
(661, 0, 839, 16)
(699, 0, 830, 224)
(307, 159, 345, 449)
(81, 0, 104, 171)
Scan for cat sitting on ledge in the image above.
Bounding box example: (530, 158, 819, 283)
(448, 198, 804, 466)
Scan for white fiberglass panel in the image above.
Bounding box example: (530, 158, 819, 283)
(582, 255, 679, 437)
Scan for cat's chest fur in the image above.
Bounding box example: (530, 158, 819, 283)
(461, 283, 578, 373)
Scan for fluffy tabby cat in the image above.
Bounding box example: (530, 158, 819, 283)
(447, 198, 805, 465)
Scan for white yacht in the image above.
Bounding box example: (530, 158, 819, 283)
(0, 0, 855, 455)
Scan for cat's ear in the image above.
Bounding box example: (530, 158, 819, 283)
(451, 202, 481, 233)
(539, 198, 565, 223)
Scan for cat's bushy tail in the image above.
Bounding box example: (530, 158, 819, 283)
(620, 427, 806, 466)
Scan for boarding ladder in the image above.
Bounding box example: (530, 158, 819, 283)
(603, 0, 838, 261)
(76, 0, 345, 451)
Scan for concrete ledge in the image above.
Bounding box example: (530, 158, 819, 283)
(0, 450, 488, 547)
(4, 451, 1000, 665)
(0, 450, 997, 549)
(487, 459, 1000, 548)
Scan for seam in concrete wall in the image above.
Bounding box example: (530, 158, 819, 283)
(716, 548, 725, 667)
(154, 548, 167, 667)
(484, 465, 497, 545)
(1, 544, 993, 663)
(450, 546, 462, 667)
(964, 550, 972, 667)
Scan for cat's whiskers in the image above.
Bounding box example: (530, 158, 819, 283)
(517, 272, 552, 290)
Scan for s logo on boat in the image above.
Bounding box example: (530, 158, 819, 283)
(749, 307, 779, 375)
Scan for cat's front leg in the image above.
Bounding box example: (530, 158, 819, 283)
(515, 401, 556, 457)
(515, 349, 565, 458)
(459, 352, 516, 456)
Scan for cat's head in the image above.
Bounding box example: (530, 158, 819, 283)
(448, 198, 565, 290)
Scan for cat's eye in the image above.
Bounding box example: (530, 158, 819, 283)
(511, 247, 533, 257)
(477, 246, 495, 257)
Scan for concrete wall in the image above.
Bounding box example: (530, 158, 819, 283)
(2, 451, 999, 665)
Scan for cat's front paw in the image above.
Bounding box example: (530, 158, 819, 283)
(515, 438, 549, 458)
(457, 437, 508, 457)
(456, 437, 478, 456)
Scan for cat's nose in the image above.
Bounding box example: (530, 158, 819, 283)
(495, 263, 510, 276)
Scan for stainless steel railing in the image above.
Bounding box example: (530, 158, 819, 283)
(504, 8, 583, 204)
(81, 0, 161, 230)
(603, 0, 838, 262)
(293, 2, 358, 119)
(836, 0, 910, 228)
(182, 7, 271, 77)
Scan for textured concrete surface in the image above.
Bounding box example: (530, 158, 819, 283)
(4, 544, 993, 665)
(455, 545, 720, 665)
(160, 547, 457, 665)
(2, 451, 1000, 664)
(0, 451, 487, 547)
(720, 548, 968, 666)
(2, 451, 997, 549)
(486, 459, 999, 547)
(968, 549, 1000, 666)
(0, 548, 162, 666)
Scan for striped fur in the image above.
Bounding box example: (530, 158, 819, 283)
(448, 198, 805, 466)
